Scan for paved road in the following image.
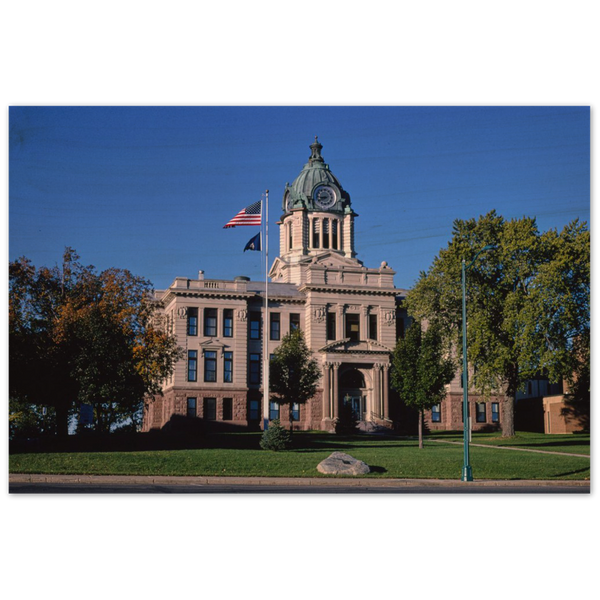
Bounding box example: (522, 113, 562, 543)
(9, 475, 590, 494)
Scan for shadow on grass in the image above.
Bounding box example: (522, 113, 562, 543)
(10, 430, 433, 456)
(550, 467, 591, 478)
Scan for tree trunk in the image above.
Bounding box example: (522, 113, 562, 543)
(289, 404, 293, 437)
(418, 409, 424, 449)
(502, 395, 515, 437)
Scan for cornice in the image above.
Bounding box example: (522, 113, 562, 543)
(299, 284, 398, 296)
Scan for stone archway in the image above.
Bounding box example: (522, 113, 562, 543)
(339, 368, 369, 422)
(321, 361, 389, 430)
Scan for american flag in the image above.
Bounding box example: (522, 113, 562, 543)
(223, 200, 262, 228)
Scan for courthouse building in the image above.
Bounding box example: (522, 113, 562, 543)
(142, 138, 510, 433)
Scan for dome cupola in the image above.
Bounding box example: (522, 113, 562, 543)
(282, 137, 352, 214)
(276, 138, 359, 270)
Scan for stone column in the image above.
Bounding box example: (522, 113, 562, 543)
(372, 364, 381, 418)
(361, 306, 369, 342)
(322, 362, 331, 419)
(337, 305, 345, 340)
(332, 363, 340, 419)
(382, 364, 390, 420)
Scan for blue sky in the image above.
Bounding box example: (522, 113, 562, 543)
(9, 106, 590, 291)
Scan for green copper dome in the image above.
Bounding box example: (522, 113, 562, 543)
(282, 137, 352, 214)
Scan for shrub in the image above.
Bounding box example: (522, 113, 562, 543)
(260, 419, 292, 451)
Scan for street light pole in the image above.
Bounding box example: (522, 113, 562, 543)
(461, 244, 495, 482)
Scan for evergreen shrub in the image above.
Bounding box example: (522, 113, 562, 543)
(260, 419, 292, 451)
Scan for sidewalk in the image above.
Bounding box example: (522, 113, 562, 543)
(427, 438, 591, 458)
(9, 473, 590, 488)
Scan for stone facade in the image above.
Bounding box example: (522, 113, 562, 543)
(142, 138, 410, 433)
(141, 138, 524, 435)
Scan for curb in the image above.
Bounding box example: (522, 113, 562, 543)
(9, 473, 591, 488)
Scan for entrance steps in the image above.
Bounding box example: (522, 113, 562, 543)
(358, 420, 393, 434)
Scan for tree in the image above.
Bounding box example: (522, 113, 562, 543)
(9, 250, 82, 436)
(259, 419, 292, 451)
(9, 248, 183, 436)
(269, 329, 321, 434)
(406, 212, 590, 437)
(391, 321, 454, 448)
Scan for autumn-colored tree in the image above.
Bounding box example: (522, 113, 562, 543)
(9, 248, 183, 436)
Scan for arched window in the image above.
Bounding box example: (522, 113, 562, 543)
(340, 369, 366, 389)
(313, 218, 320, 248)
(323, 218, 330, 249)
(332, 220, 338, 249)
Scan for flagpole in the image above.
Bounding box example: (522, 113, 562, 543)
(263, 190, 270, 431)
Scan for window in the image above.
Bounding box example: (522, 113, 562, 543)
(313, 219, 320, 248)
(205, 398, 216, 421)
(204, 351, 217, 382)
(476, 402, 486, 423)
(327, 311, 336, 341)
(492, 402, 500, 423)
(187, 350, 197, 381)
(431, 404, 441, 423)
(270, 401, 280, 420)
(369, 313, 378, 341)
(187, 307, 198, 336)
(223, 309, 233, 337)
(249, 353, 261, 384)
(223, 398, 233, 421)
(187, 397, 197, 418)
(270, 312, 280, 340)
(332, 220, 338, 250)
(249, 400, 259, 420)
(290, 313, 300, 331)
(204, 308, 217, 337)
(250, 312, 261, 340)
(292, 402, 300, 421)
(322, 218, 329, 249)
(224, 351, 233, 383)
(288, 223, 293, 251)
(346, 313, 360, 341)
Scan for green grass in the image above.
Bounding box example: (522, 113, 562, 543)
(9, 432, 590, 480)
(429, 431, 591, 455)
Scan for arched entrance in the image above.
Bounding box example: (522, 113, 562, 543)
(339, 368, 368, 421)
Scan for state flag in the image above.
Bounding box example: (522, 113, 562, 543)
(244, 232, 261, 252)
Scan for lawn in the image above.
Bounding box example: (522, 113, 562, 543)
(428, 431, 591, 455)
(9, 432, 590, 480)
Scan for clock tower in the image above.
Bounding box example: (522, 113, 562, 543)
(271, 138, 360, 284)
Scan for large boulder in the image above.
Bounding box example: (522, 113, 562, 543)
(317, 452, 370, 475)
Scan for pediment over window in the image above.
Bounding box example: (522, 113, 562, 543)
(308, 251, 364, 269)
(198, 339, 231, 354)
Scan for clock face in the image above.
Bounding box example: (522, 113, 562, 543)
(313, 185, 337, 209)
